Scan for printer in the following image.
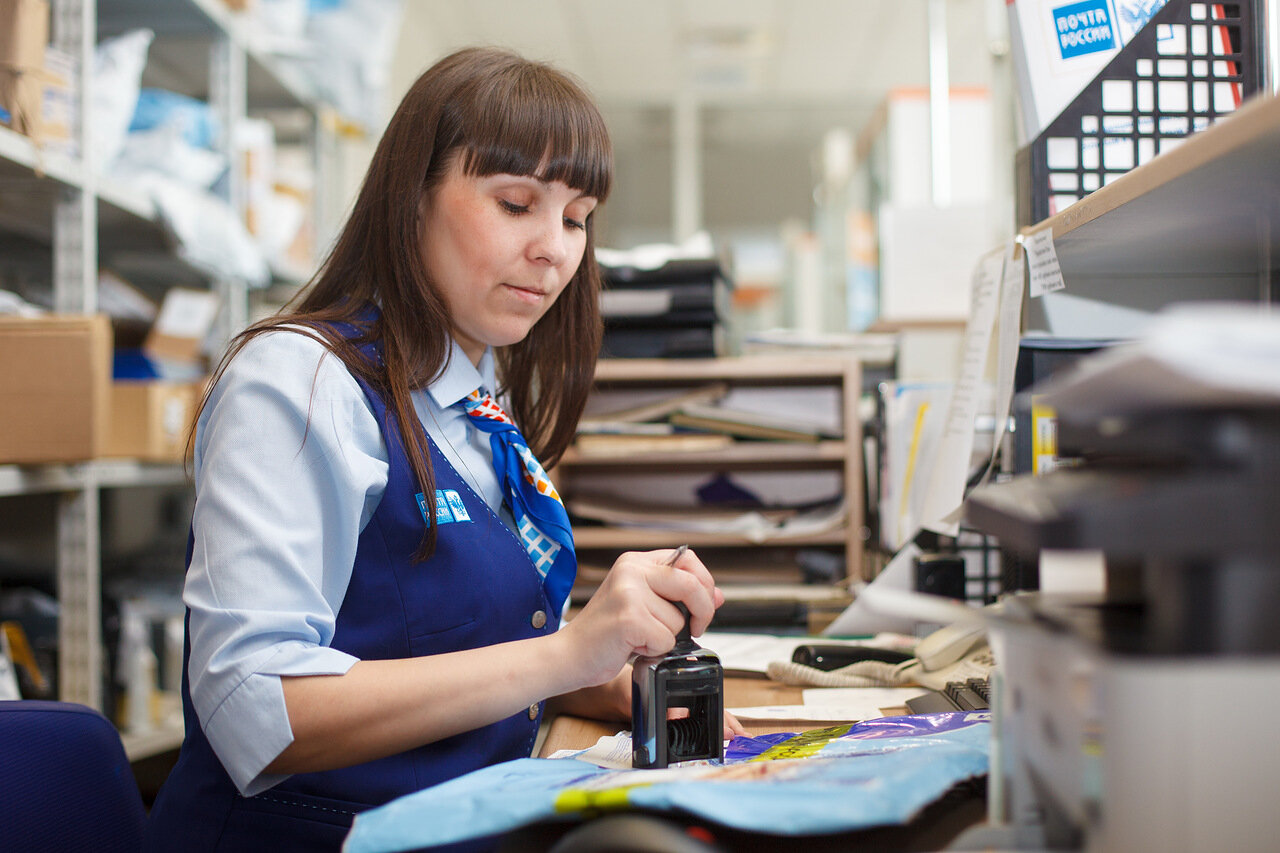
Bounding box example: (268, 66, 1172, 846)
(961, 306, 1280, 852)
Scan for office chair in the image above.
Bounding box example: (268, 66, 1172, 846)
(0, 699, 147, 852)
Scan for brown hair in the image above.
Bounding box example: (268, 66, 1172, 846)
(196, 46, 612, 559)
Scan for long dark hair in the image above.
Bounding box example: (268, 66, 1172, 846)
(195, 47, 613, 560)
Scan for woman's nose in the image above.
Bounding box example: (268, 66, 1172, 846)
(529, 215, 569, 266)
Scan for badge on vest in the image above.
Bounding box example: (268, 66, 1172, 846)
(416, 490, 472, 525)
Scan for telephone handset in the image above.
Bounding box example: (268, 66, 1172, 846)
(897, 621, 993, 691)
(766, 616, 994, 690)
(914, 620, 987, 670)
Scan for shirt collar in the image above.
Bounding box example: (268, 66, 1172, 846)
(429, 340, 497, 409)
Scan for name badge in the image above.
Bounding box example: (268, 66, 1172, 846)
(416, 490, 472, 524)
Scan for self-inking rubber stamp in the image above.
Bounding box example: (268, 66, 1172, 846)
(631, 546, 725, 769)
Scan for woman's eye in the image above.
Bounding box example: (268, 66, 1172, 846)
(498, 199, 529, 215)
(563, 216, 586, 231)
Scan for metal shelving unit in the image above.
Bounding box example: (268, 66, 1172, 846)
(0, 0, 350, 760)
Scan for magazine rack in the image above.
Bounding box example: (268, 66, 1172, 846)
(1016, 0, 1267, 227)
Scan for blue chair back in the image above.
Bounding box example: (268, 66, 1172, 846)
(0, 700, 147, 852)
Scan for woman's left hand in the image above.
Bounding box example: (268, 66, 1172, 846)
(722, 708, 748, 740)
(550, 669, 747, 741)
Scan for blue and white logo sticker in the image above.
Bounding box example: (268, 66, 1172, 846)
(1053, 0, 1116, 59)
(416, 490, 473, 524)
(443, 489, 471, 522)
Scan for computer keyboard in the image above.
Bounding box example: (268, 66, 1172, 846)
(904, 677, 991, 713)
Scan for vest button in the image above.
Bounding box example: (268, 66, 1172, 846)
(528, 702, 540, 720)
(531, 610, 547, 629)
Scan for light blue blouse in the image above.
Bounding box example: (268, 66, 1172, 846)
(185, 328, 504, 796)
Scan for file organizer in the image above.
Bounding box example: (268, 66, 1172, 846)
(1016, 0, 1267, 227)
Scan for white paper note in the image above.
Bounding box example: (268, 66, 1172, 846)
(801, 687, 928, 713)
(547, 733, 634, 768)
(920, 247, 1003, 536)
(980, 239, 1029, 483)
(1025, 228, 1066, 298)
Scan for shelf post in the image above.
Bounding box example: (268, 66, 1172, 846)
(841, 359, 866, 581)
(57, 469, 102, 709)
(210, 33, 249, 349)
(48, 0, 103, 712)
(51, 0, 96, 314)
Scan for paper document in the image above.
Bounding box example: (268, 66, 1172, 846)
(982, 240, 1028, 484)
(920, 247, 1004, 536)
(821, 545, 924, 636)
(802, 687, 929, 713)
(547, 733, 635, 769)
(727, 704, 870, 722)
(729, 688, 924, 723)
(880, 383, 951, 550)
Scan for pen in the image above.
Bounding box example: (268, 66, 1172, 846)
(666, 544, 689, 566)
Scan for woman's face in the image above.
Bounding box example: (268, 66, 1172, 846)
(420, 157, 599, 365)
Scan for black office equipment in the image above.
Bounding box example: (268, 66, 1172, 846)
(599, 256, 731, 359)
(960, 321, 1280, 850)
(631, 602, 725, 769)
(905, 677, 991, 714)
(790, 644, 913, 671)
(913, 552, 967, 600)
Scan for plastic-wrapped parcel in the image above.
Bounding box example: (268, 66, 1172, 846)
(343, 712, 990, 853)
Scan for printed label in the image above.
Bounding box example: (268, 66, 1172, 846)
(416, 490, 472, 524)
(1053, 0, 1117, 59)
(444, 489, 471, 522)
(1025, 228, 1067, 298)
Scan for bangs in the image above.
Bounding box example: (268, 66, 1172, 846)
(457, 64, 612, 201)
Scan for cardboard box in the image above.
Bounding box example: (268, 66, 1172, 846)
(1008, 0, 1169, 143)
(106, 380, 204, 462)
(0, 0, 51, 140)
(0, 314, 111, 464)
(144, 288, 220, 368)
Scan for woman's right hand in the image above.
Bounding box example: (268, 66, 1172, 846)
(557, 547, 723, 688)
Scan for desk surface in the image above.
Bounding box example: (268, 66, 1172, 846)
(539, 677, 909, 756)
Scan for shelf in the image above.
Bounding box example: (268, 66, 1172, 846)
(1025, 90, 1280, 281)
(560, 355, 866, 581)
(594, 356, 858, 384)
(561, 440, 848, 468)
(0, 460, 188, 498)
(0, 128, 217, 289)
(0, 126, 82, 188)
(100, 0, 317, 112)
(572, 526, 850, 550)
(120, 722, 184, 761)
(0, 0, 342, 724)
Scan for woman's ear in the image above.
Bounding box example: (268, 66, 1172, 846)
(416, 192, 430, 229)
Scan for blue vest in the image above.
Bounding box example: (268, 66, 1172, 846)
(145, 336, 563, 853)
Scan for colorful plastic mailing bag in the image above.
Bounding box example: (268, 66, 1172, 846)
(343, 712, 990, 853)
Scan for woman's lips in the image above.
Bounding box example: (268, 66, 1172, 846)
(503, 283, 548, 303)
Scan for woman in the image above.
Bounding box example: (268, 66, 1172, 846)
(145, 47, 742, 852)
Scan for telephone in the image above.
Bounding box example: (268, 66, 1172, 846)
(896, 621, 993, 691)
(767, 618, 994, 690)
